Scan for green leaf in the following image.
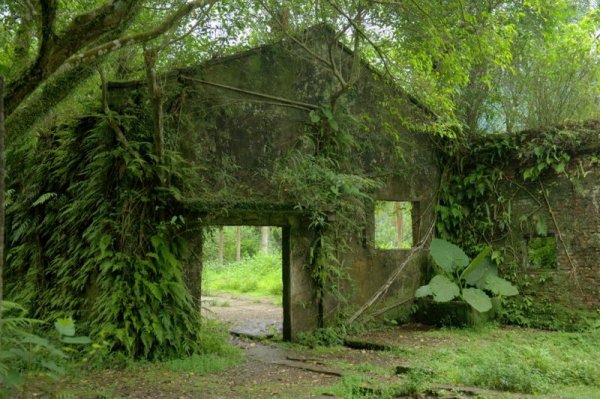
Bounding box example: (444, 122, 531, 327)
(309, 110, 321, 123)
(429, 275, 460, 302)
(40, 360, 66, 376)
(535, 216, 548, 236)
(484, 275, 519, 296)
(430, 238, 470, 273)
(461, 288, 493, 312)
(2, 369, 25, 387)
(54, 318, 75, 337)
(460, 246, 491, 283)
(61, 336, 92, 345)
(463, 253, 497, 288)
(31, 192, 57, 207)
(415, 284, 432, 298)
(328, 118, 339, 132)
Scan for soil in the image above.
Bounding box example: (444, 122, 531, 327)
(201, 292, 283, 338)
(17, 294, 529, 398)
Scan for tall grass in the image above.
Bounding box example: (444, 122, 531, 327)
(202, 253, 282, 298)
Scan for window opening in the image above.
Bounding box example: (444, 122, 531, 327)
(374, 201, 414, 249)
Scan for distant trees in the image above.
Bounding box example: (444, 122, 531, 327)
(205, 226, 277, 263)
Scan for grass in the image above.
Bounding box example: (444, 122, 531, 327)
(310, 323, 600, 398)
(401, 325, 600, 395)
(16, 319, 243, 399)
(203, 253, 283, 300)
(17, 323, 600, 398)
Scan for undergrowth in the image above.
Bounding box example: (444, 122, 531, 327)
(202, 253, 283, 300)
(5, 115, 203, 360)
(158, 319, 242, 374)
(397, 325, 600, 395)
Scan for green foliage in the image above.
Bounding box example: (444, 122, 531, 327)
(203, 253, 283, 298)
(528, 237, 558, 269)
(416, 239, 518, 313)
(161, 319, 242, 374)
(202, 226, 282, 262)
(0, 302, 91, 398)
(270, 108, 383, 321)
(499, 297, 599, 331)
(4, 115, 203, 360)
(373, 201, 413, 249)
(403, 326, 600, 394)
(296, 323, 365, 348)
(297, 327, 346, 348)
(436, 123, 596, 326)
(429, 238, 470, 273)
(318, 374, 406, 399)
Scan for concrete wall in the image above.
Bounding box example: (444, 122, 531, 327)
(108, 27, 440, 337)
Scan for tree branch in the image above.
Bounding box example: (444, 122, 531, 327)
(180, 76, 319, 110)
(143, 49, 164, 162)
(6, 0, 142, 116)
(5, 0, 215, 137)
(347, 222, 434, 324)
(56, 0, 216, 75)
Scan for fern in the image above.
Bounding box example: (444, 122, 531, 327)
(31, 192, 57, 207)
(5, 116, 202, 360)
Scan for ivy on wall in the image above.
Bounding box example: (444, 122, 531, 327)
(436, 121, 600, 329)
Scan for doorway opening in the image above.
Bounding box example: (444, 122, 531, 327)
(201, 225, 291, 340)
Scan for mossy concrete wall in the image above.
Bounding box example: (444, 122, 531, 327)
(494, 130, 600, 312)
(108, 27, 440, 338)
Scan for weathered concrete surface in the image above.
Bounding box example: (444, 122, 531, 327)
(108, 26, 441, 338)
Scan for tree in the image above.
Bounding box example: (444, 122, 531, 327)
(236, 226, 242, 261)
(1, 0, 216, 139)
(0, 77, 5, 341)
(260, 226, 269, 254)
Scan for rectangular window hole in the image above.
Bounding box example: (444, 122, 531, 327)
(527, 236, 557, 269)
(374, 201, 414, 249)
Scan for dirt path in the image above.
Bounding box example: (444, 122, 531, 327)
(201, 292, 283, 338)
(18, 293, 545, 398)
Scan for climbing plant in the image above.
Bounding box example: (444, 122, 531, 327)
(272, 104, 383, 323)
(436, 121, 600, 328)
(5, 112, 203, 360)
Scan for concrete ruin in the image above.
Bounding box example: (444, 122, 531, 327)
(109, 27, 440, 339)
(491, 126, 600, 312)
(108, 27, 599, 339)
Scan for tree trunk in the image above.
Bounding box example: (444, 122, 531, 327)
(236, 226, 241, 262)
(394, 202, 404, 248)
(0, 76, 6, 339)
(260, 226, 270, 254)
(218, 227, 224, 264)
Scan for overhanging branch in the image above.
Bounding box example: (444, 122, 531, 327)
(56, 0, 216, 75)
